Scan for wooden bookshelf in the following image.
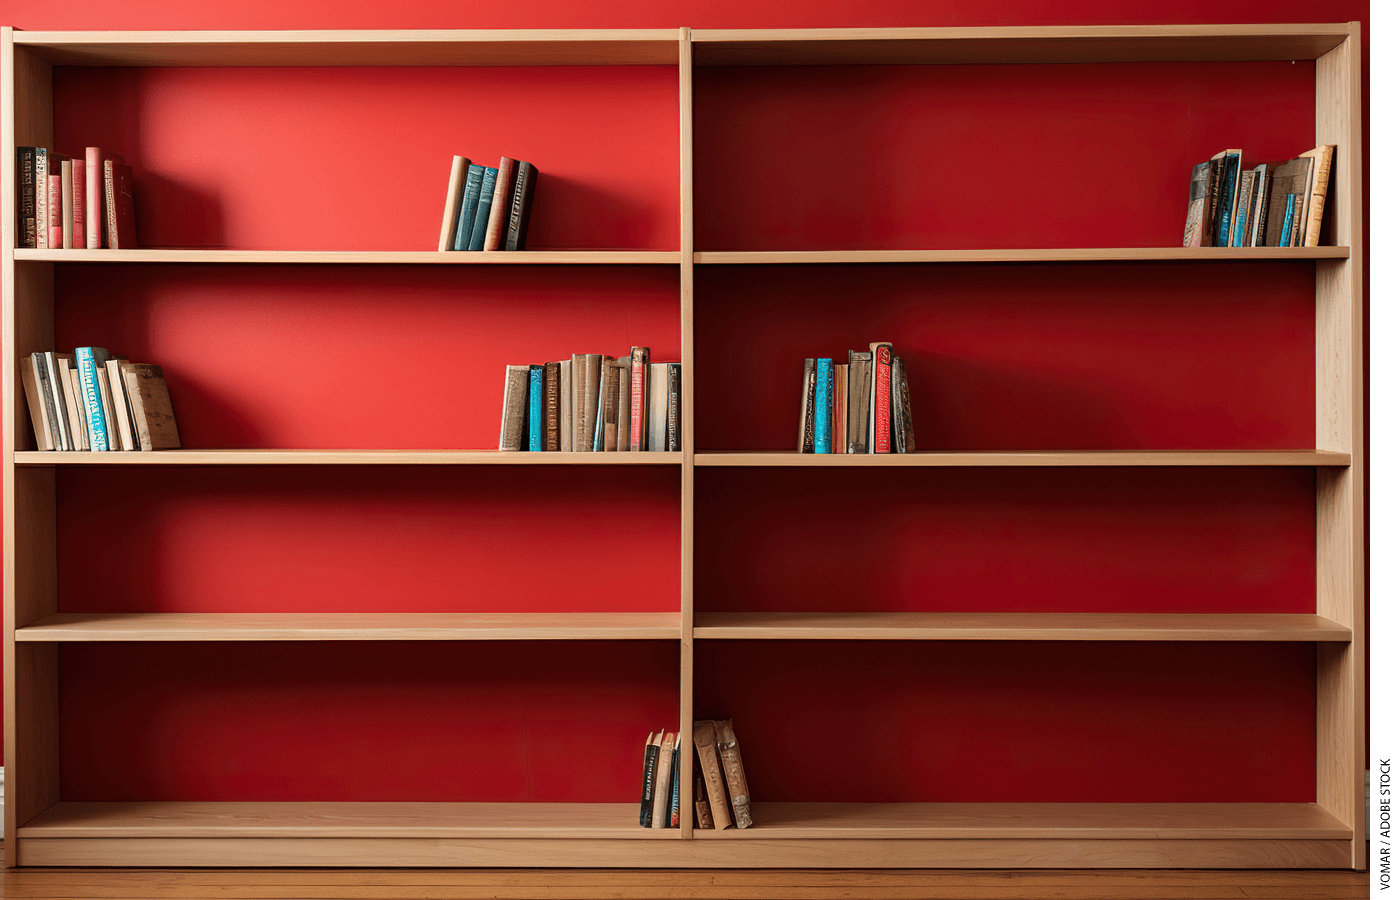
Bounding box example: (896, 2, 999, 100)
(0, 23, 1365, 872)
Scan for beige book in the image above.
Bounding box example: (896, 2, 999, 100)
(61, 158, 74, 249)
(715, 719, 753, 829)
(651, 732, 674, 829)
(557, 360, 573, 452)
(120, 364, 181, 450)
(694, 776, 714, 828)
(498, 365, 529, 451)
(647, 362, 668, 451)
(1300, 144, 1336, 248)
(20, 356, 54, 450)
(692, 720, 732, 830)
(574, 354, 602, 451)
(94, 368, 121, 451)
(104, 358, 136, 450)
(59, 362, 89, 451)
(437, 155, 469, 251)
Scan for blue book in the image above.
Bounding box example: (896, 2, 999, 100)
(75, 347, 113, 451)
(466, 167, 497, 251)
(453, 165, 486, 251)
(527, 365, 544, 451)
(1214, 151, 1240, 247)
(1279, 194, 1297, 247)
(813, 358, 833, 453)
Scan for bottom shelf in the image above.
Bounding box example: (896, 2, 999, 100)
(14, 801, 1352, 868)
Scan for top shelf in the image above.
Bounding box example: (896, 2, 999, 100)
(10, 24, 1354, 68)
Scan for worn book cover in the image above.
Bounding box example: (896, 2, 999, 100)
(1300, 144, 1336, 248)
(1230, 169, 1255, 247)
(847, 351, 872, 453)
(693, 721, 732, 830)
(60, 360, 89, 451)
(121, 363, 181, 450)
(617, 360, 632, 452)
(715, 719, 753, 829)
(95, 367, 122, 451)
(639, 731, 660, 827)
(574, 354, 602, 451)
(504, 161, 538, 251)
(1202, 152, 1224, 246)
(557, 359, 573, 452)
(814, 358, 833, 453)
(48, 173, 63, 249)
(526, 365, 545, 452)
(544, 362, 561, 451)
(832, 363, 848, 454)
(453, 164, 486, 251)
(483, 157, 518, 250)
(896, 356, 915, 452)
(669, 750, 681, 827)
(648, 362, 668, 452)
(104, 161, 137, 249)
(1265, 157, 1310, 247)
(437, 155, 470, 251)
(1211, 150, 1242, 248)
(629, 347, 650, 451)
(20, 354, 53, 450)
(71, 157, 86, 249)
(595, 355, 617, 452)
(466, 166, 498, 251)
(869, 343, 893, 453)
(798, 359, 815, 453)
(695, 776, 714, 828)
(50, 350, 81, 451)
(1247, 163, 1272, 246)
(665, 363, 681, 452)
(652, 732, 674, 829)
(33, 354, 64, 450)
(498, 365, 529, 451)
(1182, 160, 1212, 247)
(17, 148, 36, 248)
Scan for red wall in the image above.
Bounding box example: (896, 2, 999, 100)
(3, 0, 1368, 802)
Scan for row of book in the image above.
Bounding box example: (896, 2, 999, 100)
(800, 343, 915, 454)
(21, 349, 181, 452)
(500, 349, 681, 452)
(15, 147, 137, 249)
(438, 155, 537, 251)
(1182, 144, 1334, 248)
(640, 720, 753, 830)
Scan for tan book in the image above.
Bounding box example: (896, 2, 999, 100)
(575, 353, 602, 451)
(94, 367, 121, 451)
(797, 358, 815, 452)
(482, 157, 518, 251)
(42, 352, 74, 451)
(498, 365, 529, 451)
(651, 732, 674, 829)
(832, 363, 848, 454)
(1300, 144, 1336, 248)
(557, 359, 573, 452)
(694, 776, 714, 828)
(596, 355, 617, 452)
(104, 358, 136, 450)
(692, 720, 732, 830)
(715, 719, 753, 829)
(59, 360, 89, 451)
(120, 364, 181, 450)
(647, 362, 668, 452)
(20, 355, 54, 450)
(61, 158, 74, 249)
(616, 360, 631, 452)
(437, 155, 469, 251)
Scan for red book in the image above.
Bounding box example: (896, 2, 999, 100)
(871, 342, 893, 453)
(85, 148, 108, 248)
(104, 160, 137, 249)
(629, 346, 649, 451)
(71, 157, 86, 246)
(47, 174, 63, 249)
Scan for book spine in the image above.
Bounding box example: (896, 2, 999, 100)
(648, 363, 667, 452)
(43, 353, 74, 451)
(527, 365, 544, 452)
(814, 358, 833, 453)
(85, 148, 104, 248)
(594, 356, 615, 452)
(60, 160, 74, 249)
(797, 358, 813, 452)
(19, 355, 53, 450)
(629, 347, 649, 451)
(616, 361, 631, 452)
(666, 363, 681, 452)
(104, 160, 118, 248)
(1230, 169, 1253, 247)
(1214, 152, 1240, 247)
(695, 776, 714, 828)
(438, 155, 469, 251)
(669, 750, 681, 827)
(832, 363, 847, 454)
(558, 360, 573, 452)
(35, 148, 48, 250)
(71, 158, 85, 248)
(651, 734, 673, 829)
(95, 367, 120, 450)
(897, 357, 915, 452)
(17, 148, 36, 248)
(75, 348, 110, 451)
(504, 161, 537, 251)
(1304, 146, 1335, 248)
(871, 344, 892, 453)
(31, 355, 62, 450)
(60, 361, 89, 451)
(482, 157, 518, 251)
(466, 167, 497, 251)
(498, 365, 529, 451)
(1250, 169, 1271, 247)
(48, 174, 63, 249)
(716, 720, 753, 829)
(639, 734, 659, 828)
(1279, 194, 1297, 247)
(1202, 156, 1221, 247)
(454, 165, 486, 251)
(1182, 161, 1210, 247)
(848, 352, 871, 454)
(544, 362, 560, 451)
(1289, 194, 1305, 247)
(693, 721, 732, 830)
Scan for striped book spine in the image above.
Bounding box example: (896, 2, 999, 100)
(75, 347, 111, 451)
(813, 358, 833, 453)
(527, 365, 544, 452)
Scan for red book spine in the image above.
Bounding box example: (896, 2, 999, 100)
(629, 348, 649, 451)
(71, 158, 86, 245)
(85, 147, 104, 248)
(873, 345, 892, 453)
(47, 175, 63, 249)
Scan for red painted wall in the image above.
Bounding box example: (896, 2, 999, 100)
(3, 0, 1368, 801)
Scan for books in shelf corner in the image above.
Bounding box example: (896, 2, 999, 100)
(692, 718, 753, 829)
(1183, 144, 1337, 249)
(22, 348, 179, 451)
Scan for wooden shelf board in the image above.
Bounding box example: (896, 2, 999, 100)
(14, 450, 683, 466)
(692, 612, 1351, 642)
(694, 450, 1352, 467)
(13, 30, 682, 66)
(17, 612, 681, 642)
(18, 802, 679, 840)
(692, 802, 1352, 841)
(693, 247, 1350, 264)
(14, 249, 681, 265)
(691, 25, 1352, 66)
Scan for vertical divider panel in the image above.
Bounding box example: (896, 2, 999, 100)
(1313, 22, 1366, 870)
(677, 26, 696, 840)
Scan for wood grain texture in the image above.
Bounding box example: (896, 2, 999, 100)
(14, 449, 684, 465)
(13, 30, 681, 66)
(678, 26, 697, 840)
(14, 249, 682, 264)
(16, 612, 682, 641)
(694, 247, 1350, 264)
(692, 612, 1351, 642)
(694, 450, 1351, 467)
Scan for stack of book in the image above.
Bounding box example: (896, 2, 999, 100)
(1182, 145, 1335, 248)
(692, 719, 752, 830)
(438, 155, 537, 251)
(499, 349, 680, 452)
(800, 343, 914, 454)
(15, 147, 137, 249)
(21, 349, 180, 452)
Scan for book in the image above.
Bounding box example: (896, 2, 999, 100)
(526, 364, 544, 452)
(594, 355, 617, 452)
(1212, 149, 1242, 248)
(504, 161, 537, 251)
(482, 157, 518, 251)
(652, 732, 674, 829)
(75, 348, 112, 450)
(20, 354, 54, 450)
(797, 358, 815, 452)
(121, 364, 181, 451)
(869, 343, 893, 453)
(647, 362, 668, 452)
(498, 364, 529, 451)
(44, 351, 75, 451)
(466, 167, 497, 251)
(1288, 193, 1306, 247)
(629, 347, 649, 451)
(813, 358, 833, 453)
(85, 148, 105, 248)
(1300, 144, 1336, 248)
(832, 363, 848, 454)
(896, 356, 916, 452)
(669, 749, 681, 828)
(639, 731, 661, 828)
(71, 157, 85, 248)
(60, 359, 89, 451)
(453, 164, 487, 251)
(35, 148, 48, 249)
(105, 161, 136, 249)
(17, 148, 37, 248)
(557, 359, 573, 452)
(617, 360, 631, 452)
(847, 351, 872, 453)
(695, 776, 714, 829)
(575, 353, 602, 451)
(891, 357, 906, 453)
(1182, 160, 1212, 247)
(1247, 162, 1271, 247)
(438, 155, 470, 251)
(1202, 152, 1224, 246)
(544, 361, 561, 452)
(665, 363, 681, 452)
(715, 719, 753, 829)
(692, 720, 732, 830)
(1265, 157, 1310, 247)
(1230, 168, 1254, 247)
(47, 173, 63, 249)
(95, 366, 122, 450)
(31, 353, 61, 450)
(60, 159, 74, 249)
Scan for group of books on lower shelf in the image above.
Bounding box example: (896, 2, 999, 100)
(438, 155, 537, 252)
(500, 348, 681, 452)
(15, 146, 137, 249)
(1181, 144, 1335, 248)
(640, 720, 752, 830)
(800, 342, 915, 454)
(21, 349, 181, 452)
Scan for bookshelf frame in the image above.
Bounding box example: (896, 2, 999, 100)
(0, 23, 1365, 869)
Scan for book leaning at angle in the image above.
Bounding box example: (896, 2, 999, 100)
(1182, 144, 1336, 248)
(22, 350, 180, 451)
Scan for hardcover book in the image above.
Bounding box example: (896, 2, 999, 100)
(639, 732, 661, 827)
(1182, 160, 1212, 247)
(716, 720, 753, 829)
(85, 147, 105, 248)
(482, 157, 518, 251)
(526, 364, 544, 452)
(557, 359, 573, 452)
(1230, 168, 1255, 248)
(39, 352, 72, 451)
(104, 161, 137, 249)
(20, 355, 54, 450)
(896, 356, 915, 453)
(71, 157, 85, 248)
(869, 343, 893, 453)
(832, 363, 848, 454)
(652, 732, 674, 829)
(847, 351, 872, 454)
(47, 173, 63, 249)
(669, 751, 681, 828)
(504, 161, 537, 251)
(466, 167, 498, 251)
(813, 358, 833, 454)
(438, 155, 470, 251)
(1266, 157, 1310, 247)
(17, 148, 36, 248)
(797, 358, 815, 453)
(95, 367, 122, 450)
(121, 364, 181, 450)
(544, 361, 561, 452)
(1300, 144, 1336, 248)
(60, 159, 74, 249)
(629, 347, 650, 451)
(575, 353, 602, 452)
(35, 148, 48, 249)
(59, 358, 88, 451)
(75, 348, 111, 451)
(594, 355, 617, 452)
(453, 164, 487, 251)
(104, 358, 136, 450)
(665, 363, 681, 452)
(1212, 149, 1242, 248)
(647, 362, 668, 452)
(693, 721, 732, 830)
(498, 364, 529, 451)
(695, 776, 714, 829)
(616, 361, 631, 452)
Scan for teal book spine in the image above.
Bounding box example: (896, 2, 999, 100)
(466, 167, 497, 251)
(75, 347, 111, 451)
(1279, 194, 1296, 247)
(453, 165, 486, 251)
(813, 358, 833, 453)
(527, 365, 544, 451)
(1214, 152, 1240, 247)
(667, 744, 681, 827)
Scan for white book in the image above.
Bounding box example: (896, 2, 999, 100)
(557, 360, 573, 451)
(647, 362, 668, 452)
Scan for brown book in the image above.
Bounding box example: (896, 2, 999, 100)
(438, 155, 470, 251)
(597, 355, 618, 451)
(41, 352, 74, 451)
(61, 362, 90, 451)
(120, 364, 181, 450)
(543, 361, 561, 451)
(616, 359, 631, 452)
(651, 732, 674, 829)
(847, 351, 872, 453)
(20, 354, 54, 451)
(797, 358, 815, 453)
(482, 156, 518, 251)
(104, 160, 137, 249)
(1265, 157, 1311, 247)
(60, 158, 75, 249)
(694, 776, 714, 828)
(94, 367, 122, 451)
(639, 731, 661, 827)
(1182, 160, 1212, 247)
(896, 356, 915, 453)
(715, 719, 753, 829)
(832, 363, 847, 454)
(1300, 144, 1336, 248)
(575, 353, 602, 451)
(498, 365, 529, 451)
(693, 720, 732, 830)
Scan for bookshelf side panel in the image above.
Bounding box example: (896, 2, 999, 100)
(677, 27, 696, 839)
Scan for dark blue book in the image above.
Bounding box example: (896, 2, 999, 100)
(466, 167, 497, 251)
(453, 165, 486, 251)
(813, 358, 833, 453)
(1213, 151, 1240, 247)
(527, 365, 544, 451)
